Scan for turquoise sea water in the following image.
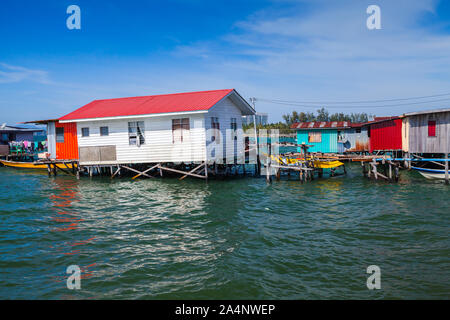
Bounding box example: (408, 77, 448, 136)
(0, 164, 448, 299)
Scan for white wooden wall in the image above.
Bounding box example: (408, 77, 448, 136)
(77, 114, 206, 165)
(205, 97, 244, 164)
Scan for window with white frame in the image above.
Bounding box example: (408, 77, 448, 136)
(128, 121, 145, 146)
(172, 118, 190, 143)
(81, 127, 90, 137)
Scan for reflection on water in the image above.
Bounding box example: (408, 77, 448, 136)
(0, 164, 449, 299)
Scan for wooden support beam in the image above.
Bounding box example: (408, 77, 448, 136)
(111, 166, 121, 179)
(179, 162, 206, 180)
(55, 164, 72, 175)
(158, 165, 207, 179)
(121, 165, 154, 179)
(131, 164, 159, 180)
(371, 161, 378, 180)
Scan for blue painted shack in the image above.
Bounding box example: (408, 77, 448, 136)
(291, 121, 352, 153)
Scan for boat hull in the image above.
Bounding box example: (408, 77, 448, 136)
(411, 166, 449, 180)
(0, 160, 76, 170)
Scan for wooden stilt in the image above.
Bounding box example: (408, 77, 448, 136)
(111, 166, 121, 179)
(179, 162, 206, 180)
(158, 164, 207, 179)
(445, 155, 449, 185)
(122, 165, 154, 179)
(131, 164, 158, 180)
(388, 162, 393, 181)
(372, 161, 378, 180)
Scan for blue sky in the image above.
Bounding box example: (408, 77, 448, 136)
(1, 0, 450, 124)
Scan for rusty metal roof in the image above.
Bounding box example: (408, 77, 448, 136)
(291, 121, 352, 129)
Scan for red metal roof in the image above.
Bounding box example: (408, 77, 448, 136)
(291, 121, 352, 129)
(59, 89, 234, 121)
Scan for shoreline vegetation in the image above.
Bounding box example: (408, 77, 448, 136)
(243, 108, 373, 134)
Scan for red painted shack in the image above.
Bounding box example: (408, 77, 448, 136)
(54, 121, 79, 160)
(23, 119, 79, 160)
(364, 117, 403, 153)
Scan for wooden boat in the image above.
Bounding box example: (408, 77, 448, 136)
(411, 166, 449, 180)
(0, 160, 76, 170)
(269, 155, 344, 169)
(313, 160, 344, 169)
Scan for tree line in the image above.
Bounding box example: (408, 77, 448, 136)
(282, 108, 372, 126)
(243, 108, 373, 134)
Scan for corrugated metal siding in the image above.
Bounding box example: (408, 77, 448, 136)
(406, 111, 450, 153)
(343, 128, 370, 152)
(60, 89, 233, 121)
(296, 129, 338, 153)
(47, 122, 56, 159)
(369, 119, 402, 152)
(56, 122, 79, 160)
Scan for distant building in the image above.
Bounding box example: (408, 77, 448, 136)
(362, 117, 403, 153)
(291, 121, 352, 153)
(242, 112, 268, 126)
(0, 124, 45, 145)
(401, 108, 450, 155)
(0, 124, 46, 156)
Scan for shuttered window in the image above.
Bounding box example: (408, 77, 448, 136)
(428, 120, 436, 137)
(308, 131, 321, 143)
(172, 118, 190, 143)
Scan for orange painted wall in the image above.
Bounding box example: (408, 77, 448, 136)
(55, 122, 79, 160)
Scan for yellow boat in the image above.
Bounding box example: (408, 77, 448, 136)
(269, 155, 344, 169)
(313, 160, 344, 169)
(0, 160, 76, 170)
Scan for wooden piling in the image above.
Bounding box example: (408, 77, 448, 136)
(445, 155, 449, 185)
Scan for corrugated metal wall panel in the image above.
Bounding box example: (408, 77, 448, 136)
(369, 119, 402, 152)
(47, 122, 56, 159)
(407, 112, 450, 153)
(343, 128, 370, 152)
(296, 129, 338, 153)
(55, 122, 79, 160)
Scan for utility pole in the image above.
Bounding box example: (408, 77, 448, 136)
(250, 97, 260, 175)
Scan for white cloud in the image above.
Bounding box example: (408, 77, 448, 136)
(171, 0, 450, 118)
(0, 63, 51, 84)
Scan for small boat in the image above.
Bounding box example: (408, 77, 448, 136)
(269, 155, 344, 169)
(411, 166, 449, 180)
(313, 160, 344, 169)
(0, 160, 76, 170)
